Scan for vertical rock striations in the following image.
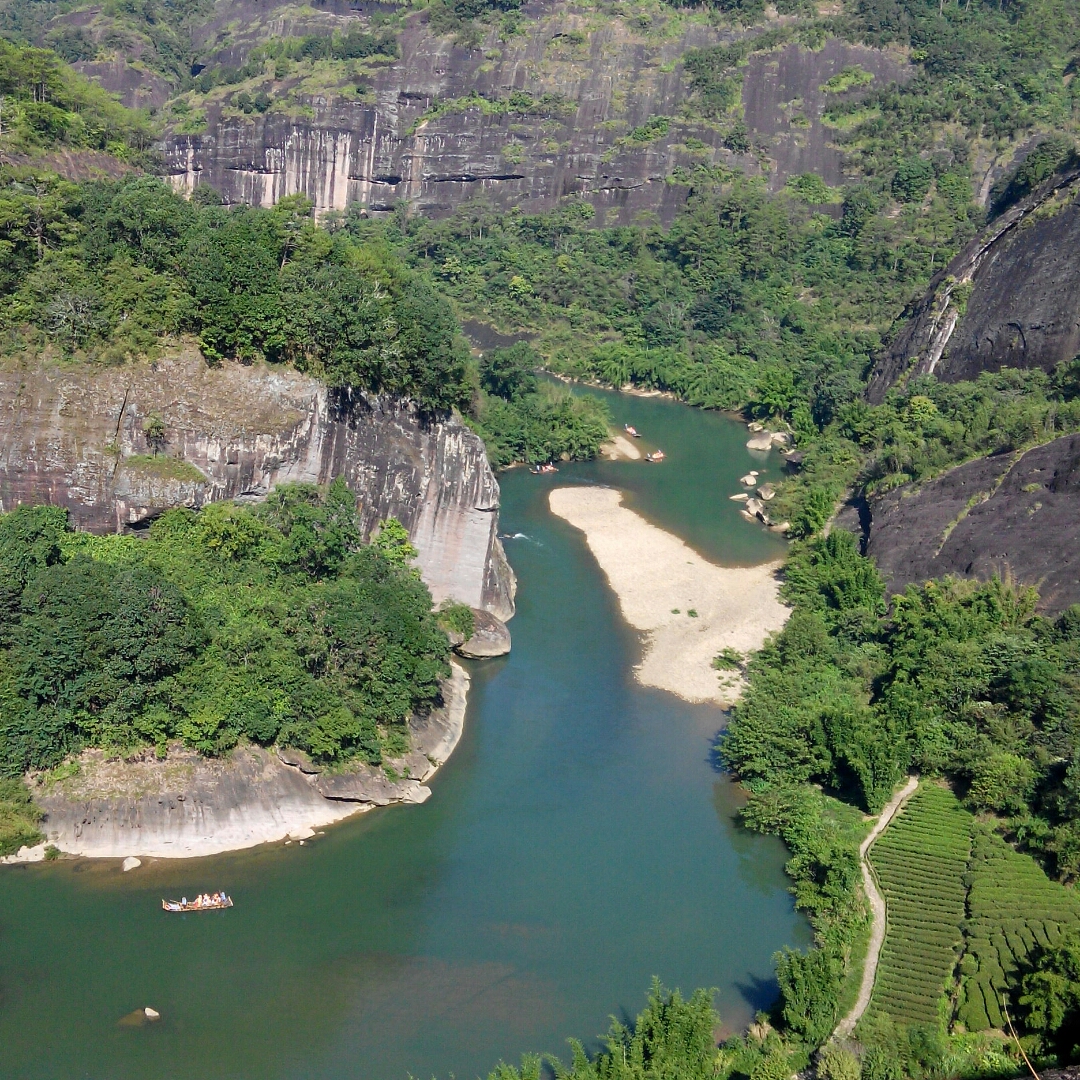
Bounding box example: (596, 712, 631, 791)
(867, 164, 1080, 402)
(0, 351, 514, 618)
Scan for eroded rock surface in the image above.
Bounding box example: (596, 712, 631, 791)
(859, 434, 1080, 613)
(31, 663, 470, 858)
(0, 351, 514, 619)
(867, 164, 1080, 401)
(455, 608, 511, 659)
(138, 3, 907, 221)
(742, 39, 909, 193)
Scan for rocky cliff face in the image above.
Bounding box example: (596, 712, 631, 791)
(867, 163, 1080, 403)
(29, 663, 470, 858)
(161, 3, 728, 223)
(112, 1, 906, 221)
(0, 351, 515, 619)
(853, 434, 1080, 614)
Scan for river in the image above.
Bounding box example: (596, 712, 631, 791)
(0, 389, 808, 1080)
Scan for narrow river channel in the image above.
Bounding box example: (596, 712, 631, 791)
(0, 389, 810, 1080)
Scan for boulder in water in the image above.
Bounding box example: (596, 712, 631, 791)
(121, 856, 141, 872)
(454, 609, 511, 659)
(144, 1007, 160, 1021)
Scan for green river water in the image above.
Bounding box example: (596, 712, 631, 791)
(0, 388, 809, 1080)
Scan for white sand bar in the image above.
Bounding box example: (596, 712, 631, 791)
(600, 434, 642, 461)
(548, 487, 789, 705)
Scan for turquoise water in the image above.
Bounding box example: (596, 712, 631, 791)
(0, 392, 805, 1080)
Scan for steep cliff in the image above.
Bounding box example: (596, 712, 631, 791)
(38, 0, 908, 222)
(162, 3, 731, 223)
(857, 434, 1080, 614)
(867, 163, 1080, 403)
(160, 15, 907, 221)
(0, 351, 515, 619)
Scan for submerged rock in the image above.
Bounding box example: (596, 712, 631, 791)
(454, 609, 512, 659)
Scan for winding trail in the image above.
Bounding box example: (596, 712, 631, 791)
(833, 775, 920, 1040)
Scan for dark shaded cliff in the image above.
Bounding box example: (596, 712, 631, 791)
(0, 351, 515, 619)
(867, 163, 1080, 402)
(858, 434, 1080, 613)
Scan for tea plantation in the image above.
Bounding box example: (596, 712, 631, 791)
(863, 783, 1080, 1033)
(957, 828, 1080, 1032)
(864, 785, 972, 1027)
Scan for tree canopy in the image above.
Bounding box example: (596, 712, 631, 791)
(0, 484, 452, 777)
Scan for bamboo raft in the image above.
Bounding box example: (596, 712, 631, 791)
(162, 894, 233, 912)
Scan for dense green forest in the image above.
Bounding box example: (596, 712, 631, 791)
(0, 167, 474, 411)
(0, 36, 155, 158)
(0, 483, 455, 853)
(471, 343, 611, 466)
(0, 36, 609, 459)
(718, 533, 1080, 1072)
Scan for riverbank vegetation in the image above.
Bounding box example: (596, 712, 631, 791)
(489, 981, 720, 1080)
(470, 343, 610, 466)
(716, 532, 1080, 1074)
(0, 483, 452, 780)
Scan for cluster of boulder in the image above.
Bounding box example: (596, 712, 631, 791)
(728, 445, 791, 532)
(745, 423, 792, 452)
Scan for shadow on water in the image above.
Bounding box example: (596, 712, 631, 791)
(0, 390, 806, 1080)
(736, 973, 785, 1016)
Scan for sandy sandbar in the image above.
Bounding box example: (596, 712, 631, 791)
(600, 433, 642, 461)
(548, 487, 789, 705)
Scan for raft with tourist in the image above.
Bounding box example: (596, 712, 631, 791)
(624, 424, 641, 437)
(162, 892, 233, 913)
(645, 450, 665, 463)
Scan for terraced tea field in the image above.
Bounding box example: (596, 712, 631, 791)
(957, 828, 1080, 1032)
(863, 784, 972, 1028)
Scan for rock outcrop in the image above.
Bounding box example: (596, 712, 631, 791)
(867, 163, 1080, 402)
(454, 608, 512, 659)
(0, 351, 514, 619)
(28, 663, 470, 859)
(60, 0, 903, 222)
(856, 434, 1080, 613)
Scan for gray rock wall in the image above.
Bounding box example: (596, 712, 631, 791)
(742, 39, 909, 193)
(0, 352, 514, 619)
(867, 164, 1080, 402)
(161, 7, 733, 224)
(147, 3, 908, 222)
(861, 433, 1080, 614)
